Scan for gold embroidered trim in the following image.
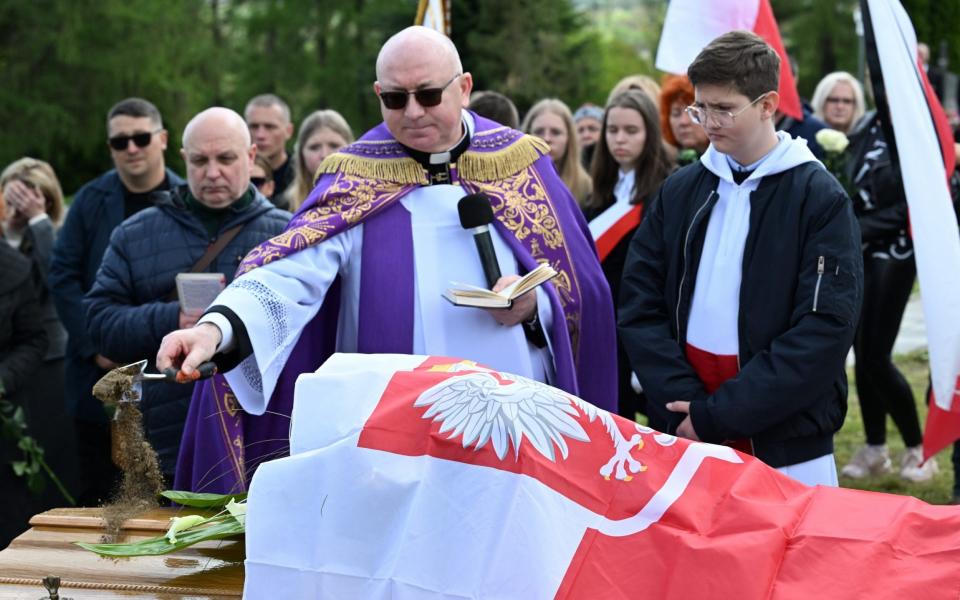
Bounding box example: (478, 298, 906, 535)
(315, 153, 428, 185)
(314, 133, 549, 185)
(458, 135, 550, 182)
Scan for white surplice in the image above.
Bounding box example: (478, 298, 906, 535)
(200, 116, 555, 415)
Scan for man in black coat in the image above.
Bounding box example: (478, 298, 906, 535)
(84, 107, 290, 481)
(618, 31, 863, 487)
(48, 98, 184, 505)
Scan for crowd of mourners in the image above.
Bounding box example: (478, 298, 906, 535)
(2, 33, 960, 550)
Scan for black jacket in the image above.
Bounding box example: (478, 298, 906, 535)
(0, 244, 47, 397)
(48, 168, 185, 421)
(84, 185, 290, 473)
(618, 160, 863, 468)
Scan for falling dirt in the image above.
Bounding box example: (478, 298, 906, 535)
(92, 366, 164, 542)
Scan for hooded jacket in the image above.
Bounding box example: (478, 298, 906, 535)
(618, 133, 863, 468)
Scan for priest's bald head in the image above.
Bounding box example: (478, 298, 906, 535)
(374, 26, 474, 154)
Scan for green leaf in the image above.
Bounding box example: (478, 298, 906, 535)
(11, 461, 26, 476)
(160, 490, 248, 508)
(76, 514, 245, 557)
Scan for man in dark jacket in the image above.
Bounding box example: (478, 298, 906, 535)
(84, 107, 290, 480)
(618, 31, 863, 487)
(48, 98, 184, 505)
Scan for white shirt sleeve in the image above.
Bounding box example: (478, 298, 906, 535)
(211, 228, 360, 414)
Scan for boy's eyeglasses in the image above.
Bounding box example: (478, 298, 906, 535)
(108, 129, 162, 151)
(685, 93, 770, 129)
(379, 74, 461, 110)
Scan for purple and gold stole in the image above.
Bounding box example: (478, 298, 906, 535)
(174, 114, 616, 494)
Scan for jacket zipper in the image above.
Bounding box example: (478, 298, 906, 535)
(676, 191, 717, 338)
(812, 256, 825, 312)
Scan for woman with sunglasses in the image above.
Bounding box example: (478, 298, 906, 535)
(586, 90, 674, 420)
(285, 110, 354, 212)
(0, 157, 78, 545)
(522, 99, 592, 208)
(811, 72, 866, 135)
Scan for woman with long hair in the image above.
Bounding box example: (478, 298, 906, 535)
(521, 99, 592, 207)
(284, 110, 354, 211)
(587, 90, 674, 420)
(811, 71, 866, 135)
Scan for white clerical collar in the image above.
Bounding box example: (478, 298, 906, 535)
(427, 111, 474, 164)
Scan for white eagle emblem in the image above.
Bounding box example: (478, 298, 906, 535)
(414, 364, 676, 480)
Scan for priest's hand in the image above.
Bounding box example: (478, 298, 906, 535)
(157, 323, 221, 377)
(485, 274, 537, 327)
(666, 401, 701, 442)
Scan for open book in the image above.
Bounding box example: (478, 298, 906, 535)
(176, 272, 226, 316)
(442, 263, 559, 308)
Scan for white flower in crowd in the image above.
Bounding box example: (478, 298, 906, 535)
(226, 498, 247, 526)
(816, 128, 850, 154)
(165, 514, 207, 544)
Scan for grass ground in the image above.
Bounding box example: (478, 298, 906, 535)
(836, 347, 956, 504)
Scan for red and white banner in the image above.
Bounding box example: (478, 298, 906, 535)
(243, 354, 960, 599)
(655, 0, 802, 120)
(861, 0, 960, 460)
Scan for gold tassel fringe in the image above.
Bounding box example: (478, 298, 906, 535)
(315, 153, 427, 185)
(313, 134, 549, 185)
(458, 135, 549, 182)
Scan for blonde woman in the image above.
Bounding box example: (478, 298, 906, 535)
(285, 110, 354, 211)
(811, 71, 866, 134)
(521, 99, 592, 207)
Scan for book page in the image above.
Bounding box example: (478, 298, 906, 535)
(177, 273, 226, 316)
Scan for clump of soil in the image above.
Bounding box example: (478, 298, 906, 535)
(92, 366, 164, 542)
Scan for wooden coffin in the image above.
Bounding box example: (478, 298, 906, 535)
(0, 507, 243, 599)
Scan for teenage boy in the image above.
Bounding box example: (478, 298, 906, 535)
(618, 30, 863, 487)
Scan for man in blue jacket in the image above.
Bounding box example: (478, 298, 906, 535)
(48, 98, 184, 505)
(618, 31, 863, 487)
(84, 107, 290, 482)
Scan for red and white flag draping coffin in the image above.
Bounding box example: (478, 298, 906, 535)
(243, 354, 960, 599)
(655, 0, 802, 120)
(860, 0, 960, 461)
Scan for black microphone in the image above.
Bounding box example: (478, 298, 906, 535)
(458, 193, 501, 289)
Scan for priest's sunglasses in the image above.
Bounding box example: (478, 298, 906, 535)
(108, 129, 163, 151)
(379, 74, 461, 110)
(685, 93, 770, 129)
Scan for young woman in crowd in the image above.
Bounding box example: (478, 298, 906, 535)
(284, 110, 353, 211)
(659, 74, 709, 165)
(586, 89, 674, 419)
(812, 71, 866, 134)
(522, 98, 592, 207)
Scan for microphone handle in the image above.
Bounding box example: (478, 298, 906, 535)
(473, 232, 502, 289)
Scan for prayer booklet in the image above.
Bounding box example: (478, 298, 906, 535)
(176, 273, 226, 316)
(442, 263, 558, 308)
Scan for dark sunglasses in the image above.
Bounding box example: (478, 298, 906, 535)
(250, 176, 270, 188)
(108, 128, 162, 151)
(379, 74, 461, 110)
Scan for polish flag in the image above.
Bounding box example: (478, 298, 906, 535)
(242, 354, 960, 599)
(655, 0, 802, 120)
(859, 0, 960, 461)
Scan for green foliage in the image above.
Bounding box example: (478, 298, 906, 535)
(903, 0, 960, 71)
(76, 509, 244, 556)
(161, 489, 247, 507)
(0, 398, 75, 505)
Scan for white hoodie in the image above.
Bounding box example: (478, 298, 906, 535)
(686, 131, 821, 356)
